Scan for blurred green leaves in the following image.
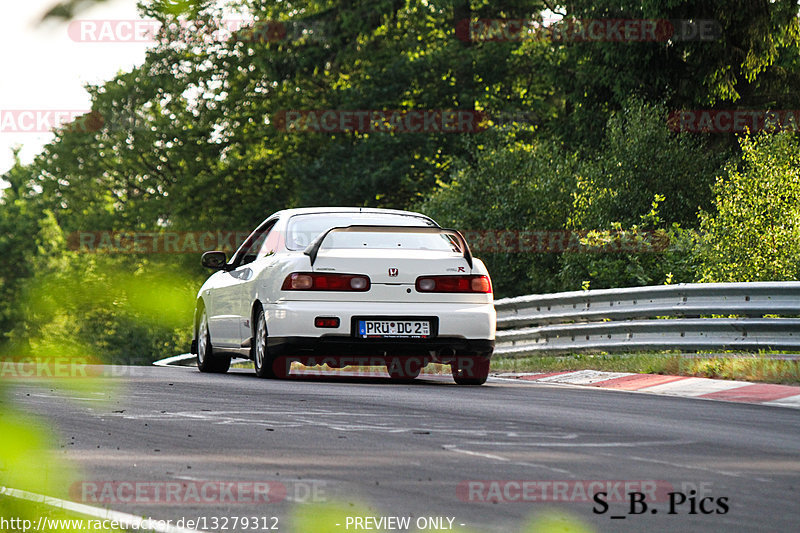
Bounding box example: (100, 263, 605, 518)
(12, 254, 197, 365)
(0, 407, 87, 533)
(0, 411, 74, 496)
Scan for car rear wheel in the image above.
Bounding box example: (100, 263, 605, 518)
(386, 357, 422, 382)
(197, 310, 231, 373)
(253, 308, 288, 379)
(451, 354, 490, 385)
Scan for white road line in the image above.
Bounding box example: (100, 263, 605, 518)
(28, 393, 106, 401)
(442, 445, 576, 476)
(0, 486, 202, 533)
(595, 453, 773, 483)
(442, 444, 508, 461)
(506, 461, 575, 477)
(171, 475, 209, 482)
(456, 439, 694, 448)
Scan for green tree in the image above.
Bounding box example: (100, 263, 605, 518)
(568, 99, 728, 229)
(558, 99, 726, 290)
(696, 131, 800, 282)
(0, 152, 68, 349)
(419, 131, 577, 297)
(537, 0, 800, 149)
(7, 0, 800, 355)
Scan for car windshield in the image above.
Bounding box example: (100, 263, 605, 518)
(286, 212, 441, 251)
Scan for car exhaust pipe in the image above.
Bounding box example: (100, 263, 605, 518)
(432, 348, 456, 363)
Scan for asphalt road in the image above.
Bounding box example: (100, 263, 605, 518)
(7, 365, 800, 533)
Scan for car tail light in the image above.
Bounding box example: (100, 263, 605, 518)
(314, 317, 340, 328)
(282, 273, 371, 291)
(415, 275, 492, 294)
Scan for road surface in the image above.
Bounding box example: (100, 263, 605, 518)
(7, 365, 799, 532)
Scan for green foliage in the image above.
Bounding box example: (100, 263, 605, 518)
(543, 0, 800, 147)
(3, 0, 800, 365)
(696, 132, 800, 282)
(0, 153, 68, 347)
(0, 410, 74, 496)
(569, 99, 727, 228)
(0, 404, 107, 531)
(559, 100, 727, 290)
(9, 254, 198, 365)
(419, 131, 577, 297)
(5, 2, 800, 526)
(522, 512, 595, 533)
(558, 204, 703, 291)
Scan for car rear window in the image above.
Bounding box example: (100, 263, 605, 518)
(286, 213, 439, 251)
(320, 230, 462, 252)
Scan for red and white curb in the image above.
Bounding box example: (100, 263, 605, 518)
(493, 370, 800, 409)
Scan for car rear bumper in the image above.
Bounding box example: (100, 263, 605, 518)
(268, 335, 494, 358)
(265, 300, 496, 339)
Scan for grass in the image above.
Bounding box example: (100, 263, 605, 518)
(491, 352, 800, 385)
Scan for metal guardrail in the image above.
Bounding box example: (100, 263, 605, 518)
(494, 282, 800, 356)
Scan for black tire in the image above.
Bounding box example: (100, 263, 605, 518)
(451, 354, 490, 385)
(253, 308, 288, 379)
(386, 357, 422, 382)
(196, 310, 231, 373)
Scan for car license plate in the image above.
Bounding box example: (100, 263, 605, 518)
(358, 320, 431, 339)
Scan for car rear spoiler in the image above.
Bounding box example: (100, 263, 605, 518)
(304, 225, 473, 269)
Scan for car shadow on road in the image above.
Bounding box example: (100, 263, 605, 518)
(223, 367, 457, 386)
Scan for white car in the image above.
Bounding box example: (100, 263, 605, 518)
(191, 207, 496, 385)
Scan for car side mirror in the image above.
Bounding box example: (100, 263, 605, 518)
(202, 250, 228, 270)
